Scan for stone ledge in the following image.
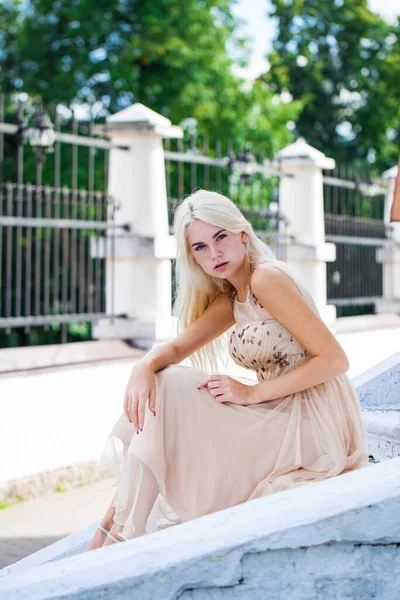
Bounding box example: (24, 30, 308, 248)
(364, 411, 400, 461)
(0, 462, 114, 505)
(334, 312, 400, 334)
(0, 339, 145, 375)
(354, 351, 400, 411)
(0, 458, 399, 599)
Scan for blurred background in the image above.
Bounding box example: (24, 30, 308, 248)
(1, 0, 400, 569)
(1, 0, 400, 349)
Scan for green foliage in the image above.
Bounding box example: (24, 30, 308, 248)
(0, 1, 22, 91)
(263, 0, 400, 170)
(2, 0, 299, 157)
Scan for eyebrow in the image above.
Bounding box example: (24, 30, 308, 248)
(191, 229, 227, 248)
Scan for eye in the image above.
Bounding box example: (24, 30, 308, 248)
(194, 244, 205, 252)
(217, 234, 227, 241)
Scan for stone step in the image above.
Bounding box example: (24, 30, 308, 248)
(0, 457, 399, 599)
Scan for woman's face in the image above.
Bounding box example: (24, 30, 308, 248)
(186, 219, 248, 278)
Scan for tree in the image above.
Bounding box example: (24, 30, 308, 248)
(262, 0, 400, 171)
(8, 0, 300, 154)
(0, 1, 21, 91)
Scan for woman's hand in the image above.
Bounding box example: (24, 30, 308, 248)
(197, 374, 256, 407)
(124, 361, 157, 433)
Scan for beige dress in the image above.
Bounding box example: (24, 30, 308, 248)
(97, 259, 368, 537)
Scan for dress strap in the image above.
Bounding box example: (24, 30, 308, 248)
(230, 259, 305, 309)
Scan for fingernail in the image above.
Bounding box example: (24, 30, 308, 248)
(135, 428, 139, 435)
(140, 423, 143, 431)
(152, 409, 156, 417)
(129, 418, 132, 423)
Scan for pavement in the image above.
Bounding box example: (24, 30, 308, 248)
(0, 319, 399, 570)
(0, 478, 116, 569)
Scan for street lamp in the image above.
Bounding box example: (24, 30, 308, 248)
(227, 147, 255, 184)
(28, 105, 56, 166)
(15, 103, 56, 186)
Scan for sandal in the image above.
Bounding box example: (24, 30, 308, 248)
(97, 524, 110, 536)
(106, 531, 125, 543)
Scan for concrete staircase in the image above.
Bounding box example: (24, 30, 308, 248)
(0, 353, 399, 600)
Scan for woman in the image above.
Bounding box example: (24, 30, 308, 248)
(88, 189, 368, 550)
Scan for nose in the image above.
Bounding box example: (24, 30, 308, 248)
(210, 244, 223, 262)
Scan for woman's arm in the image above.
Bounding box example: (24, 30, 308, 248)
(139, 291, 235, 373)
(125, 292, 235, 429)
(249, 266, 349, 405)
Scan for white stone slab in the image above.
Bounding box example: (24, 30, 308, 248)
(0, 458, 399, 599)
(354, 351, 400, 410)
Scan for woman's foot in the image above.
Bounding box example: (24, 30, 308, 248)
(101, 521, 126, 546)
(87, 504, 117, 551)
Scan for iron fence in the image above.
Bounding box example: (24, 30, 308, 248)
(0, 93, 127, 346)
(163, 135, 287, 259)
(323, 162, 393, 315)
(0, 182, 121, 335)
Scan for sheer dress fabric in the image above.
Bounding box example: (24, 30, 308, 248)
(97, 259, 368, 537)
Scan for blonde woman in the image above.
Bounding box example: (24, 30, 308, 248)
(88, 189, 367, 549)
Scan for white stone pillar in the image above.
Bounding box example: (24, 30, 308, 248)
(92, 103, 182, 348)
(270, 138, 337, 328)
(375, 164, 400, 313)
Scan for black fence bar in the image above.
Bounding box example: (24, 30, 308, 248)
(323, 161, 391, 314)
(0, 92, 127, 346)
(0, 183, 121, 340)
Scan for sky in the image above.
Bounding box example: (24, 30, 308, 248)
(232, 0, 400, 80)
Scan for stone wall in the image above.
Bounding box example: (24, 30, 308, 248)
(354, 351, 400, 462)
(1, 457, 399, 599)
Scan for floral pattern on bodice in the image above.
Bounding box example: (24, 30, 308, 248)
(229, 318, 309, 382)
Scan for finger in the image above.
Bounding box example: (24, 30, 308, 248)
(127, 396, 133, 424)
(133, 396, 141, 433)
(130, 396, 139, 432)
(207, 383, 221, 391)
(198, 375, 222, 388)
(123, 394, 130, 421)
(148, 385, 156, 416)
(137, 393, 147, 433)
(126, 395, 134, 424)
(208, 386, 222, 396)
(198, 376, 211, 388)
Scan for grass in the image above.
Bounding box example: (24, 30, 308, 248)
(0, 496, 24, 510)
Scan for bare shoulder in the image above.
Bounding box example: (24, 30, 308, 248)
(249, 262, 349, 370)
(250, 262, 302, 300)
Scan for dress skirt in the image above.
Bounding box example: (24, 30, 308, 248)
(97, 362, 368, 538)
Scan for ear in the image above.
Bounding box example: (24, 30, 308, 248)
(241, 231, 248, 244)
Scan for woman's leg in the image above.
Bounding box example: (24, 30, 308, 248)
(88, 440, 131, 551)
(102, 457, 159, 545)
(87, 488, 119, 551)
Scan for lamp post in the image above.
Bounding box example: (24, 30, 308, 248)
(28, 105, 56, 185)
(227, 147, 255, 185)
(16, 103, 56, 186)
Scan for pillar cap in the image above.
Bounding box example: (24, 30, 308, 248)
(107, 103, 182, 138)
(381, 164, 398, 180)
(273, 137, 335, 169)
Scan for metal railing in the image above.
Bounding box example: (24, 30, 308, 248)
(163, 136, 285, 255)
(323, 163, 393, 314)
(0, 182, 125, 338)
(0, 93, 132, 345)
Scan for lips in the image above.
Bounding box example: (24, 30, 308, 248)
(214, 261, 229, 270)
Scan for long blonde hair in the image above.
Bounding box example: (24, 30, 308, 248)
(172, 189, 278, 372)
